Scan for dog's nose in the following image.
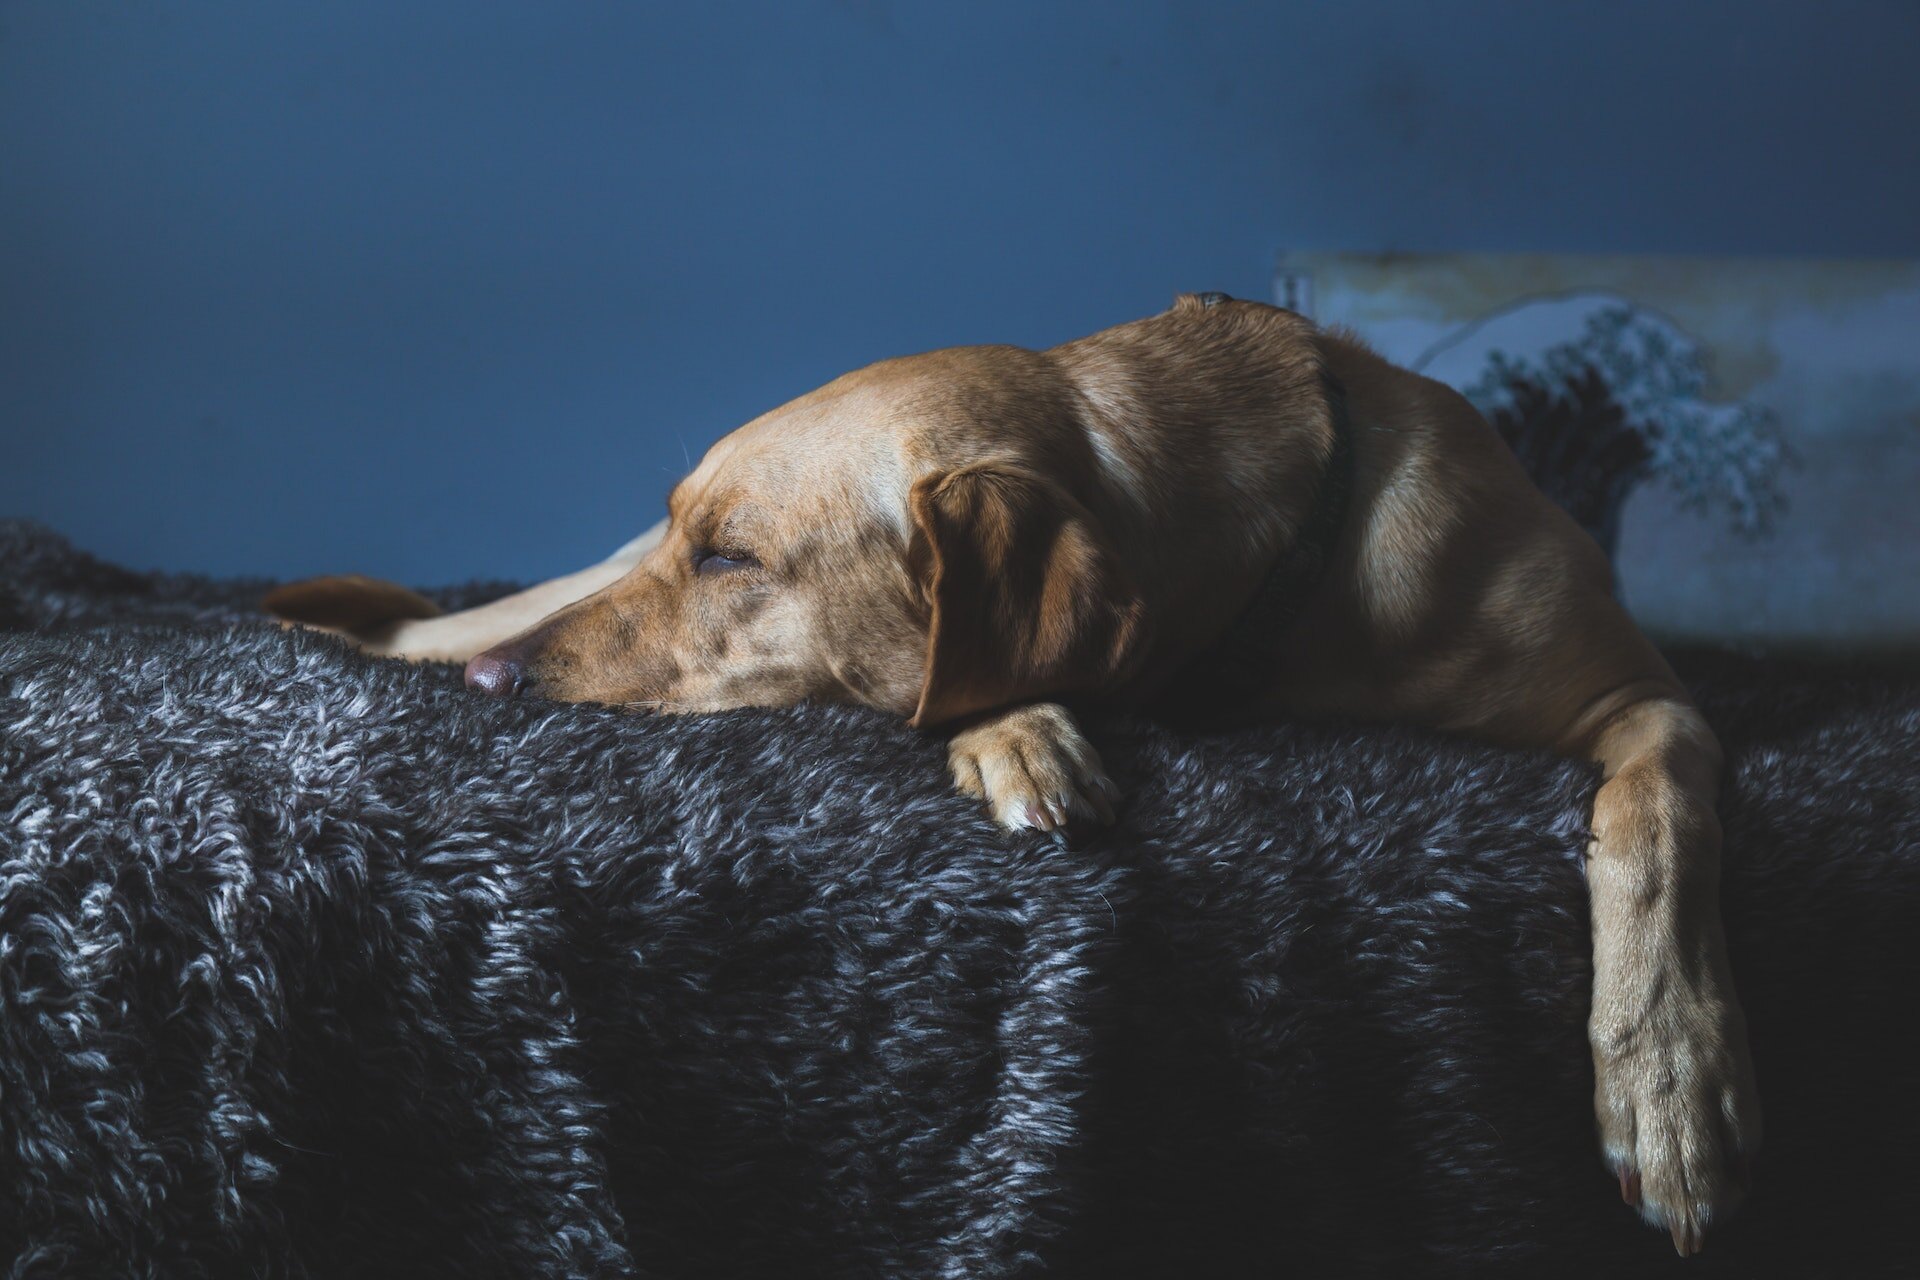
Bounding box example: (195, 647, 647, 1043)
(464, 651, 526, 697)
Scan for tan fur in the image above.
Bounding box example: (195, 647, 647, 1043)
(262, 574, 443, 635)
(278, 295, 1759, 1251)
(266, 524, 666, 663)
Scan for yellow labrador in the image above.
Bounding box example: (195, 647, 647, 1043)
(269, 295, 1759, 1253)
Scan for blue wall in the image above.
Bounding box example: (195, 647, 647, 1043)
(4, 1, 1917, 584)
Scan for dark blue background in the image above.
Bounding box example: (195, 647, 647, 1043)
(5, 1, 1917, 583)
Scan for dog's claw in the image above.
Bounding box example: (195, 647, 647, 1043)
(949, 703, 1121, 834)
(1670, 1219, 1702, 1257)
(1618, 1168, 1641, 1207)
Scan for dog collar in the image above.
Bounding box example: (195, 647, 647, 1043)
(1177, 372, 1356, 717)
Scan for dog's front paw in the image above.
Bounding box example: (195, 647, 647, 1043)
(1592, 970, 1762, 1255)
(947, 702, 1119, 832)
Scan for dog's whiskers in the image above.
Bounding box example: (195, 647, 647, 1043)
(617, 698, 677, 714)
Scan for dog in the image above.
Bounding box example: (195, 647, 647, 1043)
(267, 294, 1760, 1254)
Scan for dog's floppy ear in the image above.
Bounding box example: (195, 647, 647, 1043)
(262, 574, 443, 637)
(907, 462, 1147, 727)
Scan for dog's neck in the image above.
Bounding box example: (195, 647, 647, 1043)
(1164, 372, 1356, 720)
(1053, 301, 1353, 706)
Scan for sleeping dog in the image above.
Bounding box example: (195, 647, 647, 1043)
(269, 294, 1759, 1254)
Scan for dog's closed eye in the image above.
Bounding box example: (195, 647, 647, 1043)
(695, 549, 759, 577)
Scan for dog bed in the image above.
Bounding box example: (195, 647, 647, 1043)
(1, 518, 1915, 1278)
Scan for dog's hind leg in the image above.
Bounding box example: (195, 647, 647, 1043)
(265, 520, 666, 664)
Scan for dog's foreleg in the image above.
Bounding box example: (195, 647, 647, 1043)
(946, 702, 1120, 831)
(1577, 690, 1761, 1255)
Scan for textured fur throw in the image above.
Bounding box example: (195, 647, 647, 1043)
(1, 519, 1916, 1278)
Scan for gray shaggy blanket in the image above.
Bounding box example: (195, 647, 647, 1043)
(1, 519, 1916, 1279)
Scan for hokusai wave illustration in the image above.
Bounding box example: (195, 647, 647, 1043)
(1277, 253, 1920, 651)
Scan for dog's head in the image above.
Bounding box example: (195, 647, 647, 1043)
(467, 346, 1149, 727)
